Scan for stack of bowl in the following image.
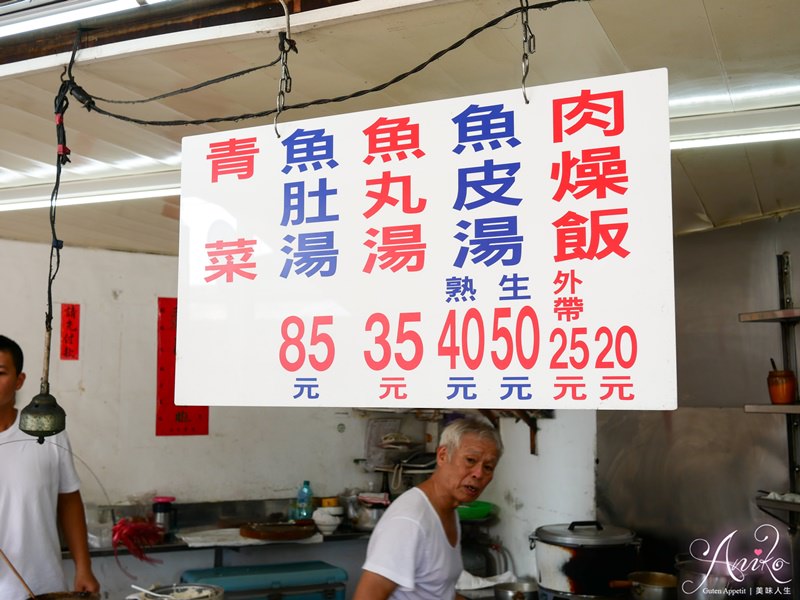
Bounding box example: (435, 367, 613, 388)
(312, 504, 343, 535)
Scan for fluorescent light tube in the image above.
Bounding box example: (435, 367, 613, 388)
(670, 128, 800, 150)
(0, 0, 172, 40)
(0, 187, 180, 212)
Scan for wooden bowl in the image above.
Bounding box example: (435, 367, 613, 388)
(239, 522, 316, 541)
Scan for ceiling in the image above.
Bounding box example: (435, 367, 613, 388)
(0, 0, 798, 256)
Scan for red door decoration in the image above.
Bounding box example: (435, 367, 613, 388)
(60, 303, 80, 360)
(156, 297, 209, 436)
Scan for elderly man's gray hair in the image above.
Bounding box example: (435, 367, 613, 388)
(439, 415, 503, 459)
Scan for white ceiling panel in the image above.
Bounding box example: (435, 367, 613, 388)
(675, 146, 762, 228)
(670, 156, 711, 235)
(747, 139, 800, 215)
(591, 0, 732, 116)
(0, 0, 798, 255)
(706, 0, 800, 111)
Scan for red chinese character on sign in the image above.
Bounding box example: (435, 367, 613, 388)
(553, 376, 587, 400)
(363, 225, 426, 273)
(363, 171, 427, 218)
(379, 377, 408, 399)
(553, 269, 583, 294)
(204, 238, 258, 283)
(554, 297, 584, 322)
(600, 375, 635, 400)
(206, 137, 260, 183)
(552, 209, 630, 261)
(363, 117, 425, 165)
(552, 89, 624, 143)
(550, 146, 628, 201)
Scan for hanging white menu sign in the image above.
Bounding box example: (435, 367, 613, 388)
(176, 68, 676, 410)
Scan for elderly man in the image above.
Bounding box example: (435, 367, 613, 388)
(354, 415, 503, 600)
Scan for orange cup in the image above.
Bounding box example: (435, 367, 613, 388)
(768, 370, 796, 405)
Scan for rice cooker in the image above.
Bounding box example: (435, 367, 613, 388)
(530, 521, 640, 597)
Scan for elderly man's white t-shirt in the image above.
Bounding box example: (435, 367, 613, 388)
(361, 487, 463, 600)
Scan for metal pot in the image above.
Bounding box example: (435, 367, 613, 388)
(137, 584, 224, 599)
(675, 560, 732, 600)
(609, 572, 677, 600)
(530, 521, 639, 596)
(355, 505, 386, 531)
(494, 580, 538, 600)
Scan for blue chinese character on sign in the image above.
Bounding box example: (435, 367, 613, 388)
(293, 377, 320, 399)
(500, 376, 533, 401)
(451, 104, 521, 154)
(445, 276, 477, 303)
(281, 128, 339, 174)
(454, 160, 522, 210)
(453, 217, 523, 268)
(446, 377, 478, 400)
(498, 273, 531, 301)
(282, 179, 339, 225)
(280, 232, 338, 278)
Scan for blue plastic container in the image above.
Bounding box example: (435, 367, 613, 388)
(181, 560, 347, 599)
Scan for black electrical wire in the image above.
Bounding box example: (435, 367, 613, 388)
(68, 0, 585, 127)
(90, 56, 282, 104)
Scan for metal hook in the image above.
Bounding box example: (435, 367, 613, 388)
(278, 0, 291, 41)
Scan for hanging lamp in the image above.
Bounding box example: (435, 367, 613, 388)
(19, 39, 79, 444)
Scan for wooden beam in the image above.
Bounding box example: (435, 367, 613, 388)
(0, 0, 359, 66)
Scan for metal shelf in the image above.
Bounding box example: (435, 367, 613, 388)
(757, 496, 800, 514)
(739, 308, 800, 323)
(745, 404, 800, 414)
(742, 253, 800, 600)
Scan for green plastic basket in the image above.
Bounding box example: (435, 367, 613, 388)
(457, 500, 495, 521)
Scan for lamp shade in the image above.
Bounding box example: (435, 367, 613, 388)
(19, 392, 66, 442)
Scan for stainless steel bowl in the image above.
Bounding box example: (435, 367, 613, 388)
(494, 580, 538, 600)
(139, 584, 224, 599)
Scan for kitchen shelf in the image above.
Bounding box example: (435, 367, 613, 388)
(756, 496, 800, 514)
(742, 252, 800, 600)
(66, 528, 369, 568)
(739, 308, 800, 323)
(373, 465, 434, 475)
(744, 404, 800, 414)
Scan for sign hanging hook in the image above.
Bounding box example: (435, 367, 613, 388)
(520, 0, 535, 104)
(274, 0, 297, 138)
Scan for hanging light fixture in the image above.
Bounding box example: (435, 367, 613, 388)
(18, 39, 79, 444)
(19, 171, 68, 443)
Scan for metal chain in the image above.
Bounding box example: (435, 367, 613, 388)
(520, 0, 536, 104)
(274, 0, 295, 137)
(275, 32, 293, 137)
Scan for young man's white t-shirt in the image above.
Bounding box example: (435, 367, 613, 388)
(0, 410, 81, 599)
(361, 486, 463, 600)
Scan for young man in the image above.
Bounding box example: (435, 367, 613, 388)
(0, 335, 100, 598)
(353, 415, 503, 600)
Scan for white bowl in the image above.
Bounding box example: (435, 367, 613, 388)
(315, 521, 340, 535)
(312, 509, 342, 536)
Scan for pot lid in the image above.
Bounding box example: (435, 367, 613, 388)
(534, 521, 636, 546)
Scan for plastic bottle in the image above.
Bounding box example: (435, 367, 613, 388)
(295, 480, 314, 520)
